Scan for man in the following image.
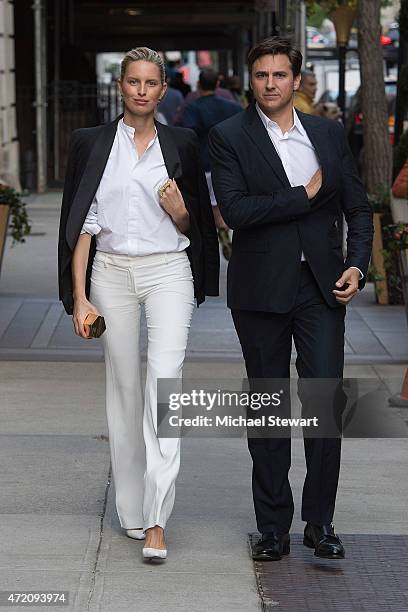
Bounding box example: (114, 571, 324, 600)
(173, 75, 235, 125)
(294, 69, 318, 115)
(158, 77, 183, 125)
(182, 68, 242, 259)
(170, 71, 191, 98)
(209, 37, 373, 562)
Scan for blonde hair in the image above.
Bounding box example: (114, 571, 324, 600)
(120, 47, 166, 84)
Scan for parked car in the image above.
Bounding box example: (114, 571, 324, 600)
(346, 76, 397, 170)
(318, 26, 358, 49)
(382, 22, 399, 74)
(313, 21, 398, 72)
(306, 27, 330, 48)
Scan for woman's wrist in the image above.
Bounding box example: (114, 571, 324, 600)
(172, 206, 188, 223)
(73, 290, 87, 302)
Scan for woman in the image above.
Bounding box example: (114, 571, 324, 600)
(58, 47, 219, 561)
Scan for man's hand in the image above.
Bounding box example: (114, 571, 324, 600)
(305, 168, 322, 200)
(333, 267, 360, 305)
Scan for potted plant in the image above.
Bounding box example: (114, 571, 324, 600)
(0, 182, 31, 277)
(368, 185, 392, 304)
(382, 222, 408, 317)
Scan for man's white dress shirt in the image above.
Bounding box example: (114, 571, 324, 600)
(255, 103, 363, 278)
(80, 118, 190, 255)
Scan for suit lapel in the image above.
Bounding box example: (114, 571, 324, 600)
(65, 113, 123, 250)
(242, 103, 329, 190)
(242, 103, 291, 187)
(155, 119, 183, 180)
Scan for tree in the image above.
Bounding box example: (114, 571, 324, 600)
(305, 0, 392, 192)
(357, 0, 392, 192)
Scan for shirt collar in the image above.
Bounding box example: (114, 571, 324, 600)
(255, 102, 306, 137)
(119, 117, 158, 143)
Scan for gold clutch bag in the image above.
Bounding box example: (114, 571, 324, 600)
(84, 312, 106, 338)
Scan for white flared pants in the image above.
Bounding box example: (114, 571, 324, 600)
(89, 249, 194, 530)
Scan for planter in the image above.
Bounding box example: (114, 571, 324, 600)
(0, 184, 31, 268)
(390, 193, 408, 224)
(372, 212, 389, 304)
(399, 249, 408, 325)
(0, 204, 10, 278)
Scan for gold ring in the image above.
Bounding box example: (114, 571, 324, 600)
(158, 179, 172, 198)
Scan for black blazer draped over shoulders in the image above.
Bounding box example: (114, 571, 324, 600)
(58, 113, 220, 315)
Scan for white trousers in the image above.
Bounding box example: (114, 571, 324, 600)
(89, 249, 194, 530)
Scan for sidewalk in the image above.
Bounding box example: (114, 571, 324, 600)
(0, 193, 407, 611)
(1, 360, 407, 612)
(0, 192, 407, 363)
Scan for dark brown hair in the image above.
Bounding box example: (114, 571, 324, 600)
(199, 68, 218, 91)
(247, 37, 303, 78)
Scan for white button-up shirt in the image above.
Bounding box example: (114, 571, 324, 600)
(256, 103, 320, 262)
(256, 103, 363, 279)
(80, 118, 190, 255)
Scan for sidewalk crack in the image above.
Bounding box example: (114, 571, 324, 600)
(86, 463, 112, 611)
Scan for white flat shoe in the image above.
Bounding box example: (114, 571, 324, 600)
(142, 547, 167, 560)
(125, 529, 145, 540)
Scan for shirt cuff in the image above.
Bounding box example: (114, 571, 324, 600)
(80, 223, 102, 236)
(80, 201, 102, 236)
(350, 266, 364, 280)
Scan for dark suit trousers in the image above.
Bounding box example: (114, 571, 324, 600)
(231, 262, 346, 535)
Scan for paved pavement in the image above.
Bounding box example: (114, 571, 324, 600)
(0, 192, 407, 611)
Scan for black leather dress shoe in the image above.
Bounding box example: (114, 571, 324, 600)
(303, 523, 345, 559)
(252, 533, 290, 561)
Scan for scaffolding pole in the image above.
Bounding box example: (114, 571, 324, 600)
(33, 0, 47, 193)
(53, 0, 60, 181)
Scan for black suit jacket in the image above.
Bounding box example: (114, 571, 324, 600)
(208, 103, 373, 313)
(58, 114, 219, 315)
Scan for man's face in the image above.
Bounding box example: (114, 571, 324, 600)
(250, 54, 301, 114)
(301, 75, 317, 100)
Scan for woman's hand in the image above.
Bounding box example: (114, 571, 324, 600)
(73, 298, 100, 339)
(159, 179, 190, 233)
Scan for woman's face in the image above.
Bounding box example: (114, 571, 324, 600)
(119, 60, 167, 117)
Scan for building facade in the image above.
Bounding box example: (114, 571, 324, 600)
(0, 0, 19, 190)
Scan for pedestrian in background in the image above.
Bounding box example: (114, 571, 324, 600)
(224, 75, 248, 108)
(181, 68, 242, 259)
(170, 70, 191, 97)
(173, 72, 236, 126)
(294, 69, 318, 115)
(158, 76, 183, 125)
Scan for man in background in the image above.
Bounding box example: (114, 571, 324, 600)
(159, 76, 184, 125)
(294, 69, 318, 115)
(181, 68, 242, 259)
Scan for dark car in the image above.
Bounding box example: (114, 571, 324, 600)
(346, 76, 396, 171)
